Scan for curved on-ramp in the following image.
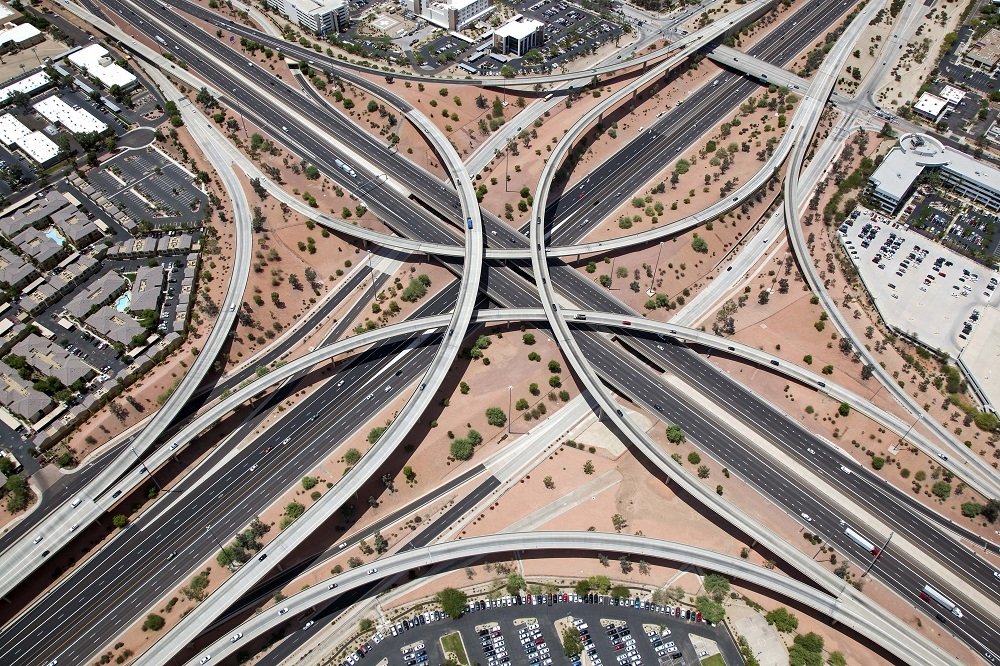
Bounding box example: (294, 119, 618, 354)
(187, 531, 955, 666)
(777, 1, 1000, 500)
(184, 0, 777, 87)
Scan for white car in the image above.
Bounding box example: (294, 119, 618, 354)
(278, 607, 289, 615)
(230, 633, 242, 643)
(800, 513, 813, 522)
(368, 568, 378, 575)
(200, 657, 211, 665)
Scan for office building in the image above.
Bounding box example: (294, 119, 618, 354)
(67, 44, 138, 90)
(493, 16, 543, 56)
(865, 133, 1000, 214)
(412, 0, 492, 31)
(265, 0, 349, 35)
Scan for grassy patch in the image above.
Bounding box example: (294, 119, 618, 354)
(440, 631, 469, 666)
(701, 654, 726, 666)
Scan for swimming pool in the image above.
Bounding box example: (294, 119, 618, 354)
(115, 293, 131, 312)
(44, 228, 66, 246)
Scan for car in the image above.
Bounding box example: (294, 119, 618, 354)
(229, 304, 236, 312)
(800, 513, 812, 522)
(231, 633, 243, 642)
(329, 582, 338, 589)
(937, 453, 949, 461)
(250, 464, 258, 472)
(200, 657, 211, 664)
(167, 551, 178, 560)
(264, 446, 272, 454)
(368, 567, 378, 574)
(32, 535, 43, 544)
(278, 607, 289, 615)
(304, 620, 315, 629)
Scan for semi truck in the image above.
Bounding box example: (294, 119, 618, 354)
(920, 584, 963, 618)
(844, 526, 881, 558)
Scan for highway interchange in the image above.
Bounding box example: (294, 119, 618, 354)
(3, 0, 1000, 664)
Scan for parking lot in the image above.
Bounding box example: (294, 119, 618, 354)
(839, 207, 998, 356)
(333, 593, 740, 666)
(412, 0, 622, 75)
(88, 147, 207, 228)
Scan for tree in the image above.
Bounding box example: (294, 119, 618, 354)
(547, 360, 561, 373)
(692, 236, 708, 253)
(373, 531, 388, 554)
(112, 514, 129, 529)
(561, 626, 583, 657)
(666, 425, 685, 444)
(610, 584, 630, 600)
(437, 587, 468, 619)
(788, 632, 824, 666)
(982, 499, 1000, 523)
(450, 438, 473, 460)
(360, 618, 375, 632)
(506, 573, 525, 595)
(344, 448, 361, 465)
(367, 427, 387, 444)
(543, 475, 555, 489)
(871, 456, 885, 470)
(703, 573, 730, 601)
(687, 452, 701, 465)
(522, 333, 536, 345)
(583, 460, 595, 475)
(932, 481, 952, 500)
(838, 402, 851, 417)
(695, 595, 725, 623)
(142, 614, 165, 631)
(611, 513, 627, 532)
(765, 607, 799, 632)
(486, 407, 507, 427)
(961, 502, 981, 518)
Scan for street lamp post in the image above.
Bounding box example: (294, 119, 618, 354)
(648, 241, 664, 296)
(507, 385, 513, 434)
(130, 446, 160, 490)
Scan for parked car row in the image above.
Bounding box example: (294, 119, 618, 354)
(646, 627, 679, 658)
(479, 625, 509, 666)
(518, 621, 552, 666)
(604, 621, 641, 666)
(572, 617, 600, 666)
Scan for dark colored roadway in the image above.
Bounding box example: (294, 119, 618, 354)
(5, 0, 997, 662)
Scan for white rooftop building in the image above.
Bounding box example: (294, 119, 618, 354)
(939, 85, 966, 105)
(866, 133, 1000, 214)
(0, 23, 42, 51)
(264, 0, 348, 35)
(67, 44, 137, 90)
(412, 0, 492, 30)
(17, 130, 59, 165)
(34, 96, 108, 134)
(0, 71, 50, 103)
(0, 113, 30, 147)
(493, 16, 543, 56)
(913, 92, 948, 121)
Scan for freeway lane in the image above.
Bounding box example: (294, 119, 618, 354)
(0, 278, 468, 666)
(618, 333, 1000, 600)
(33, 0, 992, 652)
(574, 332, 1000, 657)
(251, 473, 503, 666)
(544, 0, 855, 245)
